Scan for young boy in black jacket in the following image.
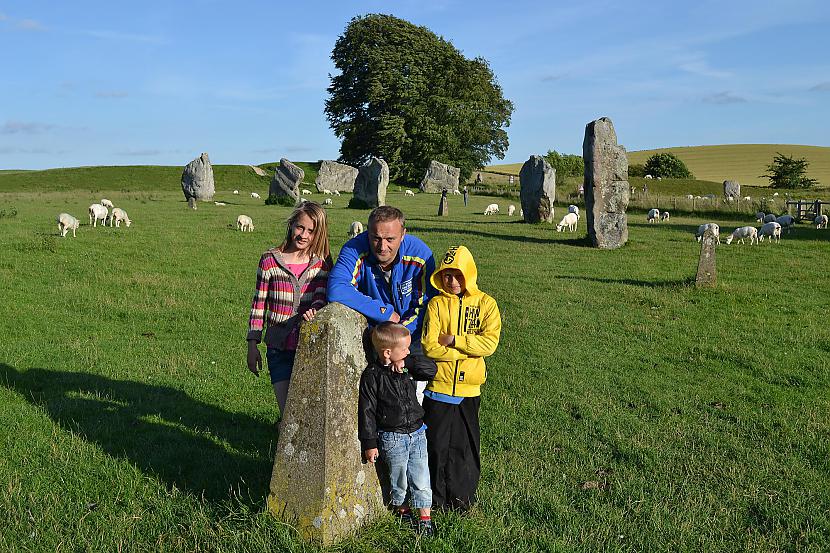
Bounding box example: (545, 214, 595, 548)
(358, 322, 438, 536)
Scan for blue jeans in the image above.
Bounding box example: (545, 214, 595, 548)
(266, 348, 296, 384)
(379, 426, 432, 509)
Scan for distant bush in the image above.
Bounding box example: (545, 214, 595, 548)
(761, 152, 818, 189)
(265, 194, 296, 207)
(628, 163, 646, 178)
(0, 206, 18, 219)
(644, 153, 693, 179)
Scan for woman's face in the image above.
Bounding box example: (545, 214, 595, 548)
(290, 213, 316, 252)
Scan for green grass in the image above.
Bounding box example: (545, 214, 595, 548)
(1, 177, 829, 552)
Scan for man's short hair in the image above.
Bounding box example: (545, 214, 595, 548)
(371, 321, 410, 352)
(368, 206, 405, 229)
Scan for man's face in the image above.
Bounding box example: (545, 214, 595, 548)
(368, 219, 405, 268)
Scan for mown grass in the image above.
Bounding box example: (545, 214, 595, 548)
(0, 178, 829, 552)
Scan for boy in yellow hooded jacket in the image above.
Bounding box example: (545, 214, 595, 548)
(421, 245, 501, 510)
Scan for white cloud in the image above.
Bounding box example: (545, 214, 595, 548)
(1, 120, 55, 134)
(702, 91, 747, 104)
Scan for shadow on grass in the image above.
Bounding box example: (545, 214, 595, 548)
(0, 363, 274, 506)
(554, 275, 695, 289)
(407, 223, 595, 248)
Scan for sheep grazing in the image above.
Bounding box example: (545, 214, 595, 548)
(756, 211, 766, 223)
(250, 192, 261, 199)
(101, 199, 114, 209)
(660, 211, 670, 222)
(743, 196, 751, 201)
(322, 189, 333, 195)
(404, 190, 415, 196)
(88, 203, 108, 227)
(556, 212, 578, 232)
(776, 214, 795, 233)
(349, 221, 364, 238)
(323, 198, 333, 206)
(644, 174, 653, 179)
(647, 208, 660, 223)
(568, 205, 580, 219)
(695, 223, 720, 244)
(236, 215, 254, 232)
(302, 189, 312, 195)
(507, 204, 516, 216)
(214, 201, 226, 206)
(57, 213, 80, 238)
(758, 222, 782, 244)
(111, 207, 132, 228)
(763, 213, 777, 224)
(483, 203, 500, 215)
(452, 189, 462, 195)
(333, 190, 341, 196)
(233, 190, 239, 195)
(815, 214, 829, 229)
(725, 226, 758, 245)
(685, 194, 694, 200)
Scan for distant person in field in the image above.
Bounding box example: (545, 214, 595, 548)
(358, 322, 437, 536)
(421, 245, 501, 511)
(328, 205, 436, 403)
(463, 185, 469, 207)
(508, 175, 514, 186)
(247, 202, 332, 415)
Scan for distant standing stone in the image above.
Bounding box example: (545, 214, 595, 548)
(420, 160, 460, 193)
(695, 229, 718, 287)
(723, 180, 740, 199)
(438, 189, 448, 216)
(316, 160, 358, 193)
(519, 155, 556, 223)
(583, 117, 629, 249)
(352, 157, 388, 208)
(187, 197, 197, 210)
(270, 159, 303, 203)
(181, 152, 215, 202)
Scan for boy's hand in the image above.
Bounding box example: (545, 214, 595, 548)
(364, 448, 379, 464)
(438, 334, 455, 347)
(302, 308, 317, 322)
(247, 341, 262, 376)
(391, 358, 406, 373)
(388, 311, 401, 323)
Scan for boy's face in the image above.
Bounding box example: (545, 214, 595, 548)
(384, 334, 411, 364)
(440, 269, 465, 295)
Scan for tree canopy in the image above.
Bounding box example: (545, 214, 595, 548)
(644, 152, 694, 179)
(325, 14, 514, 183)
(760, 152, 818, 189)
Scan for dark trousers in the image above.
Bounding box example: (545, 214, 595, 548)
(422, 395, 481, 510)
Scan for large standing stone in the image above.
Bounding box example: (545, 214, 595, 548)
(268, 303, 384, 544)
(583, 117, 629, 249)
(419, 161, 460, 193)
(695, 230, 717, 287)
(270, 159, 303, 203)
(181, 152, 215, 201)
(316, 161, 358, 193)
(519, 155, 556, 223)
(723, 180, 740, 199)
(351, 157, 388, 209)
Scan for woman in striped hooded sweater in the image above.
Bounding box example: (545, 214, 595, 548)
(247, 201, 332, 415)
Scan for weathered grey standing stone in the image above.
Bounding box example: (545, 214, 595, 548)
(181, 152, 215, 201)
(269, 159, 303, 203)
(187, 197, 197, 210)
(695, 229, 717, 287)
(419, 161, 460, 193)
(723, 180, 740, 199)
(519, 155, 556, 223)
(268, 303, 384, 544)
(351, 157, 388, 208)
(316, 160, 358, 193)
(438, 193, 448, 216)
(583, 117, 630, 249)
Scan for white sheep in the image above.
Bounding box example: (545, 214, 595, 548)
(88, 203, 108, 227)
(519, 208, 523, 218)
(568, 205, 580, 219)
(233, 190, 239, 195)
(57, 213, 80, 238)
(685, 194, 694, 200)
(660, 211, 670, 222)
(815, 214, 828, 229)
(647, 208, 660, 223)
(755, 211, 766, 223)
(323, 189, 333, 195)
(250, 192, 261, 199)
(236, 215, 254, 232)
(111, 207, 132, 228)
(484, 203, 500, 215)
(556, 212, 579, 232)
(645, 174, 653, 179)
(405, 190, 415, 196)
(101, 199, 114, 209)
(763, 213, 777, 224)
(302, 189, 312, 195)
(695, 223, 720, 244)
(334, 190, 341, 196)
(300, 198, 308, 203)
(323, 198, 333, 206)
(743, 196, 751, 201)
(758, 222, 781, 243)
(214, 201, 226, 206)
(349, 221, 364, 238)
(725, 226, 758, 245)
(507, 204, 516, 216)
(452, 189, 462, 195)
(776, 214, 795, 233)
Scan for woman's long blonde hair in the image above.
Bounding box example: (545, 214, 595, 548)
(279, 201, 330, 259)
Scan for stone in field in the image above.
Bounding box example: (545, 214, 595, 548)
(438, 191, 448, 216)
(270, 159, 303, 203)
(268, 303, 384, 544)
(351, 157, 388, 208)
(187, 197, 197, 210)
(519, 155, 556, 223)
(250, 165, 268, 177)
(723, 180, 740, 199)
(181, 152, 215, 201)
(316, 160, 359, 193)
(695, 229, 718, 287)
(420, 160, 460, 194)
(583, 117, 629, 249)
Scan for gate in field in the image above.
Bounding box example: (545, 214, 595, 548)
(786, 199, 825, 221)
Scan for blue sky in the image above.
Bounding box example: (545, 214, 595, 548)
(2, 0, 828, 170)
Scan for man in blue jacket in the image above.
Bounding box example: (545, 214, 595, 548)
(328, 205, 436, 402)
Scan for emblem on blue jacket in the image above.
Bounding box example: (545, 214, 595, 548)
(399, 278, 413, 296)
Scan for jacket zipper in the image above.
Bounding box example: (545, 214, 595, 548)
(452, 296, 463, 396)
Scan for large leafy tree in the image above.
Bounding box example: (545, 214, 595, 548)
(325, 14, 513, 183)
(760, 152, 818, 189)
(644, 152, 694, 179)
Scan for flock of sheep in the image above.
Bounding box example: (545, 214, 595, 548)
(57, 199, 132, 238)
(688, 211, 827, 247)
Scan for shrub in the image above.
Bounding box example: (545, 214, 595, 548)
(628, 163, 646, 178)
(760, 152, 818, 189)
(644, 153, 694, 179)
(265, 194, 296, 207)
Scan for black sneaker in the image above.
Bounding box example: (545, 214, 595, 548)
(394, 507, 413, 526)
(417, 518, 435, 537)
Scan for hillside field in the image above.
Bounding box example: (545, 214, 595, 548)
(0, 170, 828, 552)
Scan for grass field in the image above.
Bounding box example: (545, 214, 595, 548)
(488, 144, 830, 187)
(1, 171, 829, 552)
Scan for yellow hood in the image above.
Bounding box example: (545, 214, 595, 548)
(431, 245, 480, 297)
